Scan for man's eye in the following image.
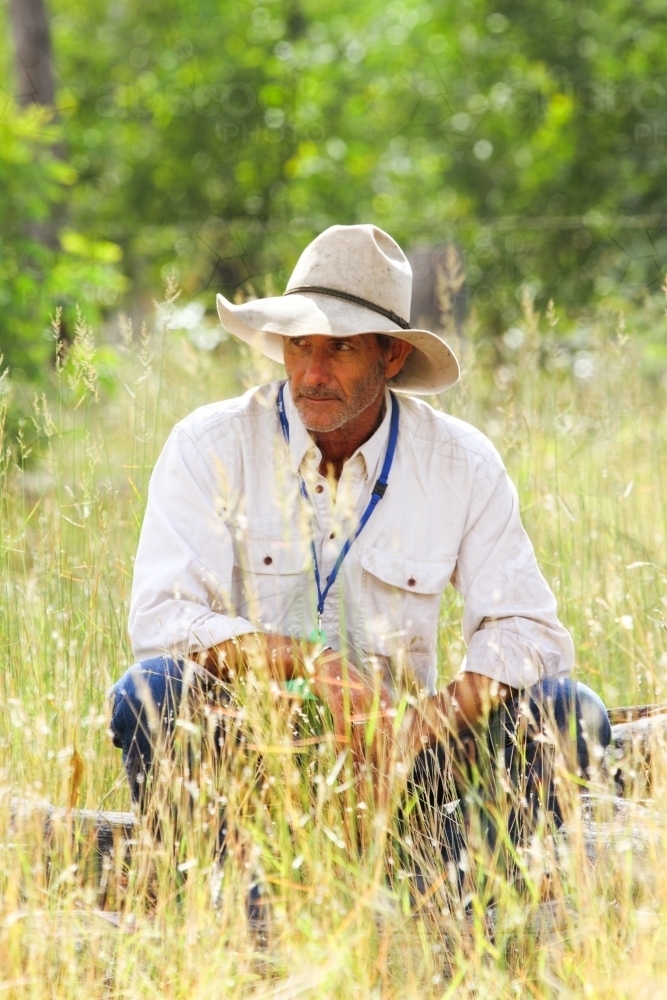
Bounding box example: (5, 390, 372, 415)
(332, 342, 352, 351)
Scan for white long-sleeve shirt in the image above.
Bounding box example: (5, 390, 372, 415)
(129, 381, 574, 695)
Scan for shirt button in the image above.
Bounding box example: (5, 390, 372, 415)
(407, 577, 416, 587)
(330, 532, 335, 540)
(315, 485, 324, 494)
(263, 556, 273, 565)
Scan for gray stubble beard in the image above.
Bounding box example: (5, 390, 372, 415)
(289, 358, 387, 432)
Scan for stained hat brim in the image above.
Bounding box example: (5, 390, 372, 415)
(216, 290, 459, 395)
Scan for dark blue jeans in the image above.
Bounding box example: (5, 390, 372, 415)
(109, 659, 611, 857)
(108, 658, 226, 807)
(405, 677, 611, 891)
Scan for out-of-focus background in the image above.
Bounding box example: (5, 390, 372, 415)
(1, 0, 666, 398)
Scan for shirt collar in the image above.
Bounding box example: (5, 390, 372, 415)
(282, 383, 394, 483)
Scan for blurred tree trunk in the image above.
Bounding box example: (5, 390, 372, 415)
(408, 244, 467, 337)
(8, 0, 55, 106)
(8, 0, 68, 351)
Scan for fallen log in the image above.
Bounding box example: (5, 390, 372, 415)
(607, 703, 667, 725)
(6, 707, 666, 908)
(609, 712, 667, 750)
(10, 798, 138, 907)
(10, 797, 137, 839)
(607, 710, 667, 795)
(7, 707, 666, 837)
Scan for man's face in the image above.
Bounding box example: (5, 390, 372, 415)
(284, 333, 391, 433)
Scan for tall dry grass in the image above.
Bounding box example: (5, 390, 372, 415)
(1, 288, 667, 998)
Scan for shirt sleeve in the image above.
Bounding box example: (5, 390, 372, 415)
(452, 450, 574, 689)
(128, 423, 259, 662)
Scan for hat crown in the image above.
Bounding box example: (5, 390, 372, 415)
(286, 224, 413, 322)
(216, 222, 460, 394)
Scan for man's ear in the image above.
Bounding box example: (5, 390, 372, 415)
(384, 338, 413, 380)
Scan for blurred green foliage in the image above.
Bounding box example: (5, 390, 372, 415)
(1, 0, 666, 380)
(0, 100, 127, 377)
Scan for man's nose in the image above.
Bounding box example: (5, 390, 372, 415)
(301, 347, 333, 385)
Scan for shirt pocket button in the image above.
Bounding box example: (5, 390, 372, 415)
(263, 556, 273, 565)
(407, 577, 416, 587)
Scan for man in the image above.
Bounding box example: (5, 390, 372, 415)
(110, 224, 610, 865)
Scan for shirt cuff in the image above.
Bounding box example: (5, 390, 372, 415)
(461, 617, 571, 690)
(186, 614, 260, 656)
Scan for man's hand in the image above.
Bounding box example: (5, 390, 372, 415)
(197, 635, 395, 802)
(195, 632, 308, 683)
(444, 671, 516, 735)
(309, 652, 394, 784)
(401, 672, 518, 765)
(197, 641, 514, 802)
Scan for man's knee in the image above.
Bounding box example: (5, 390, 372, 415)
(528, 676, 611, 774)
(574, 680, 612, 751)
(108, 657, 185, 752)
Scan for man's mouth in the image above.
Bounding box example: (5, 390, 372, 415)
(296, 395, 343, 404)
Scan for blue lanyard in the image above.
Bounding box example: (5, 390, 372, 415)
(277, 383, 399, 631)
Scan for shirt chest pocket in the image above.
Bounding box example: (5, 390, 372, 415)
(357, 546, 457, 681)
(233, 533, 311, 633)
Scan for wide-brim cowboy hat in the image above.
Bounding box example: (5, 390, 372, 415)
(216, 223, 460, 395)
